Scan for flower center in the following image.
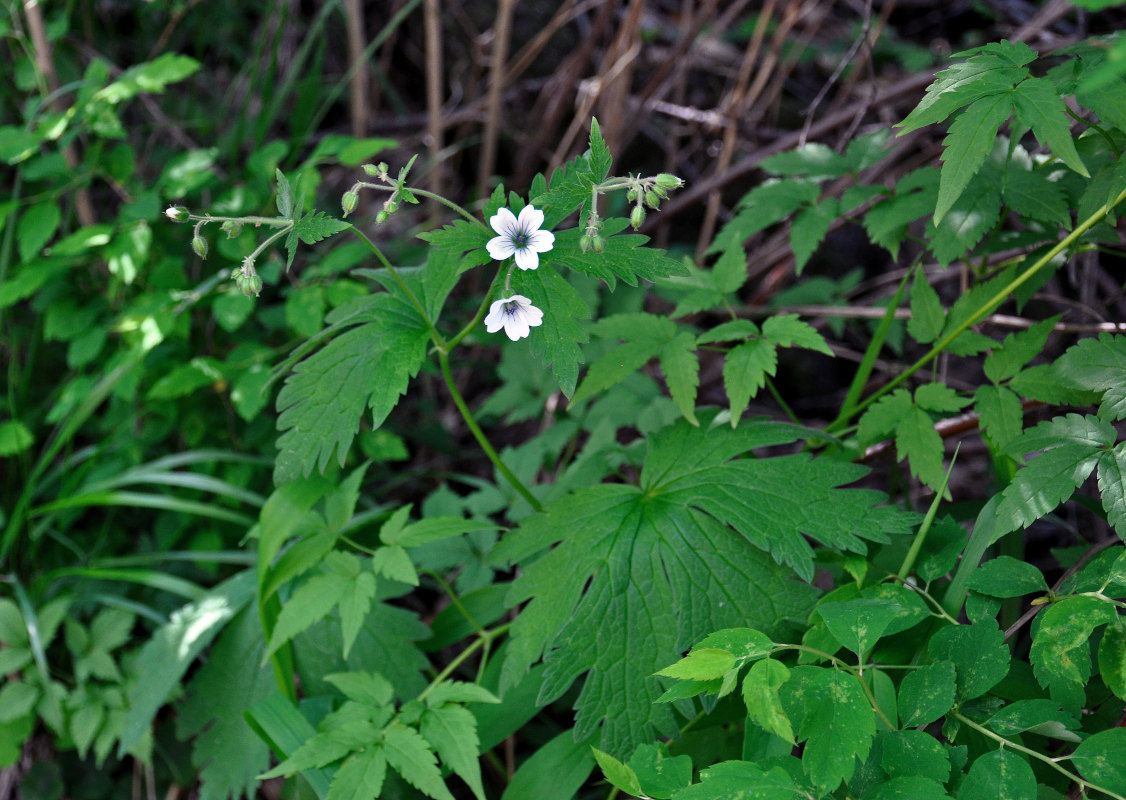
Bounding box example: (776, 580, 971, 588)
(512, 231, 529, 248)
(503, 300, 521, 315)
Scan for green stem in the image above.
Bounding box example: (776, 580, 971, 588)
(437, 350, 544, 512)
(417, 622, 510, 703)
(347, 225, 443, 347)
(838, 185, 1126, 427)
(446, 267, 506, 350)
(952, 711, 1126, 800)
(403, 186, 491, 231)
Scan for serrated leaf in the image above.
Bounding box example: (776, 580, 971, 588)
(710, 180, 820, 254)
(555, 220, 687, 290)
(694, 628, 775, 665)
(780, 666, 874, 793)
(1002, 166, 1070, 226)
(395, 517, 492, 548)
(416, 219, 490, 254)
(762, 314, 832, 355)
(675, 760, 796, 800)
(1009, 363, 1101, 405)
(325, 671, 395, 707)
(928, 174, 1002, 266)
(656, 648, 735, 681)
(492, 417, 909, 753)
(1099, 443, 1126, 538)
(713, 242, 748, 294)
(372, 544, 418, 585)
(983, 317, 1058, 383)
(864, 776, 950, 800)
(898, 56, 1026, 134)
(276, 169, 294, 218)
(509, 263, 589, 397)
(936, 94, 1012, 223)
(858, 389, 913, 447)
(626, 743, 692, 799)
(264, 571, 351, 660)
(986, 699, 1079, 740)
(895, 406, 947, 492)
(383, 720, 455, 800)
(864, 169, 939, 258)
(275, 293, 430, 483)
(959, 749, 1035, 800)
(1100, 620, 1126, 701)
(995, 414, 1115, 537)
(1056, 334, 1126, 421)
(929, 621, 1009, 700)
(658, 332, 700, 426)
(338, 572, 377, 658)
(285, 211, 351, 272)
(898, 660, 956, 726)
(17, 201, 61, 264)
(1071, 728, 1126, 795)
(588, 118, 611, 182)
(327, 748, 387, 800)
(425, 681, 500, 707)
(762, 142, 852, 178)
(572, 323, 665, 405)
(908, 267, 945, 344)
(723, 339, 777, 426)
(741, 658, 794, 744)
(880, 730, 950, 783)
(420, 705, 487, 800)
(1012, 77, 1089, 177)
(592, 748, 643, 797)
(790, 199, 838, 273)
(967, 555, 1048, 597)
(816, 599, 901, 655)
(1030, 595, 1116, 693)
(915, 382, 969, 413)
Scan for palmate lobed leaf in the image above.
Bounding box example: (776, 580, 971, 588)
(491, 417, 910, 755)
(274, 291, 431, 483)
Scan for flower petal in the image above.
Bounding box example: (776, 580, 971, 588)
(525, 229, 555, 252)
(489, 207, 519, 236)
(513, 248, 540, 271)
(486, 235, 516, 261)
(517, 205, 545, 232)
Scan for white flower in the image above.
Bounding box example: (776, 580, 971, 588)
(484, 295, 544, 341)
(486, 205, 554, 270)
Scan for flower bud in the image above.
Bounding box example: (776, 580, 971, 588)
(655, 173, 683, 189)
(363, 163, 381, 175)
(630, 205, 646, 230)
(165, 205, 189, 222)
(386, 200, 398, 214)
(341, 191, 358, 216)
(592, 235, 604, 254)
(644, 190, 660, 209)
(376, 210, 389, 224)
(221, 220, 242, 239)
(627, 188, 638, 203)
(191, 236, 209, 259)
(580, 234, 593, 253)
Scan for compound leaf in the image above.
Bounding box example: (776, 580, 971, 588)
(936, 94, 1013, 223)
(1012, 77, 1089, 178)
(899, 55, 1026, 134)
(420, 705, 487, 800)
(383, 720, 455, 800)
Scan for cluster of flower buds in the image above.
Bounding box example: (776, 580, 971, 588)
(235, 257, 263, 298)
(579, 212, 605, 254)
(626, 173, 683, 230)
(343, 157, 417, 223)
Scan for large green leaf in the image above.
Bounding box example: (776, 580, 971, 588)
(491, 417, 909, 754)
(935, 94, 1012, 223)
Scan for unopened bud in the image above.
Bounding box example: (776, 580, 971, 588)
(386, 200, 398, 214)
(630, 206, 646, 230)
(221, 220, 242, 239)
(165, 205, 189, 222)
(592, 235, 604, 254)
(376, 210, 389, 224)
(342, 191, 359, 216)
(654, 173, 683, 189)
(236, 271, 263, 298)
(627, 188, 638, 203)
(580, 234, 593, 253)
(644, 191, 660, 209)
(191, 236, 209, 259)
(363, 163, 380, 176)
